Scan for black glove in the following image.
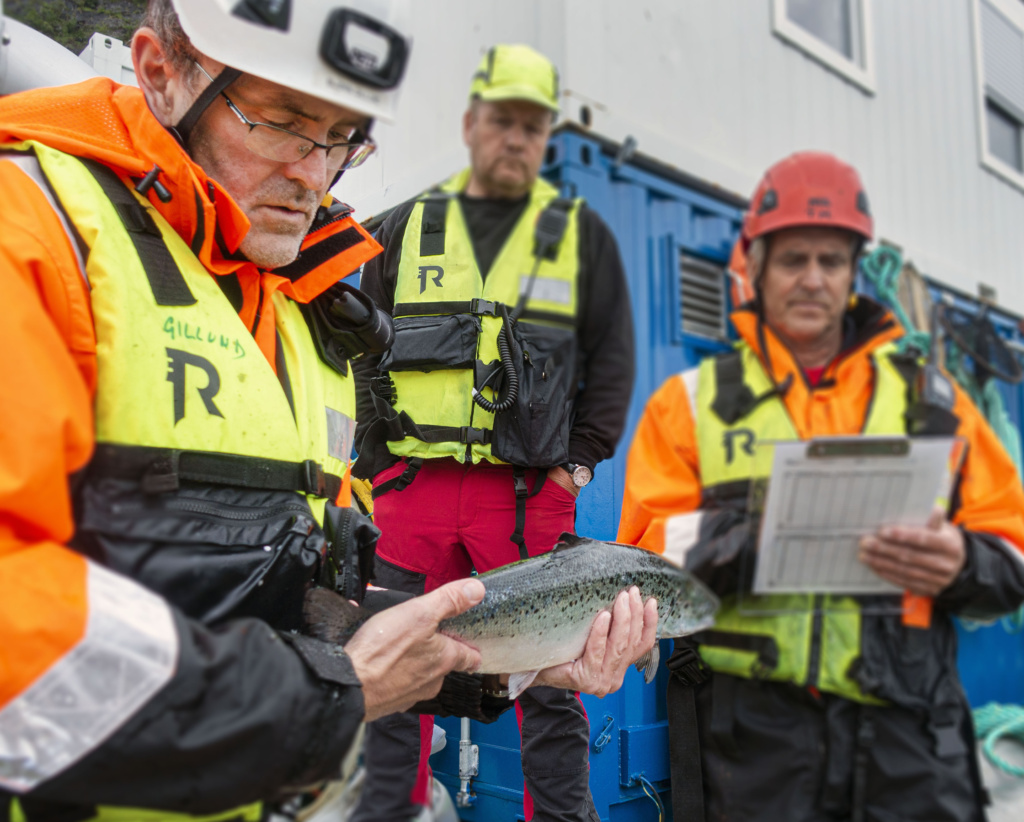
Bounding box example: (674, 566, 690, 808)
(409, 672, 515, 723)
(684, 507, 758, 597)
(306, 282, 395, 374)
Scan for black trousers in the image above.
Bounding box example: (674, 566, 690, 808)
(691, 674, 985, 822)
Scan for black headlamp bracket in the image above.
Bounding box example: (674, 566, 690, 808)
(320, 8, 409, 91)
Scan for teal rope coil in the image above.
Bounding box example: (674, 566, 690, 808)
(858, 246, 930, 355)
(975, 703, 1024, 777)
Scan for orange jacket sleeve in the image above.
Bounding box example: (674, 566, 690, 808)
(947, 382, 1024, 550)
(616, 372, 703, 553)
(0, 161, 97, 551)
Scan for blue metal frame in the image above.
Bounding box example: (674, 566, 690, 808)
(431, 130, 1024, 820)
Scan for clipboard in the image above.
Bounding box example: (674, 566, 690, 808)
(745, 436, 964, 599)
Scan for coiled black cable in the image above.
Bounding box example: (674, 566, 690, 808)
(472, 304, 521, 414)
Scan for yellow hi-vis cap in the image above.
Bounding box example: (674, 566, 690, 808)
(469, 44, 560, 112)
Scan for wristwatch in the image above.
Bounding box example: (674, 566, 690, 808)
(560, 462, 593, 488)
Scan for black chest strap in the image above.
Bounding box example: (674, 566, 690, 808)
(89, 443, 342, 500)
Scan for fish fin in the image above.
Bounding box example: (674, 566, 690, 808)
(552, 532, 586, 551)
(302, 587, 366, 644)
(634, 643, 661, 684)
(508, 671, 540, 700)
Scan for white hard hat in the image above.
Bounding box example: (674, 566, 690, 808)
(171, 0, 411, 123)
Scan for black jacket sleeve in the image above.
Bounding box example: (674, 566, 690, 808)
(682, 507, 758, 597)
(936, 529, 1024, 619)
(570, 206, 635, 471)
(22, 612, 364, 815)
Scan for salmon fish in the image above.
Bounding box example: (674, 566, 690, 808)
(305, 534, 719, 698)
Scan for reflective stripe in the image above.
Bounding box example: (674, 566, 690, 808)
(680, 367, 699, 423)
(0, 153, 89, 288)
(664, 510, 705, 569)
(0, 562, 178, 793)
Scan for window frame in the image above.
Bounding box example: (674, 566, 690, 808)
(973, 0, 1024, 191)
(771, 0, 877, 95)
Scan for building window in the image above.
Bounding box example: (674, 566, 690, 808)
(988, 99, 1024, 171)
(772, 0, 876, 94)
(976, 0, 1024, 185)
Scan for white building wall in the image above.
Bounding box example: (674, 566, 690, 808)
(338, 0, 1024, 312)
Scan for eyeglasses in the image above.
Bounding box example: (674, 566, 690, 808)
(193, 62, 377, 174)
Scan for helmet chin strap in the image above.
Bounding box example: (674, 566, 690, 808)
(170, 65, 243, 148)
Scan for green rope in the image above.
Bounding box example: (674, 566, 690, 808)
(859, 245, 930, 354)
(974, 703, 1024, 777)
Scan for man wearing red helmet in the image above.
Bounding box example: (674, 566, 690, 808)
(618, 151, 1024, 820)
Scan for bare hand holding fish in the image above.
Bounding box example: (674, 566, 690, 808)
(530, 585, 659, 697)
(343, 578, 486, 721)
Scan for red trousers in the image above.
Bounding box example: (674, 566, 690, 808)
(373, 456, 578, 586)
(352, 457, 598, 822)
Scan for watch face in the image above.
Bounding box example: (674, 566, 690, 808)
(572, 466, 593, 487)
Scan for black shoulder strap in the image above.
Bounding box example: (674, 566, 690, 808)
(710, 350, 757, 425)
(419, 194, 451, 257)
(80, 159, 196, 307)
(710, 350, 793, 426)
(666, 641, 711, 822)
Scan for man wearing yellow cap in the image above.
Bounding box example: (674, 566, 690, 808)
(352, 44, 635, 822)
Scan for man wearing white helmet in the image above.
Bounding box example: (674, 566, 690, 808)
(0, 2, 655, 819)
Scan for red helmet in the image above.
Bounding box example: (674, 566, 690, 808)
(743, 151, 873, 245)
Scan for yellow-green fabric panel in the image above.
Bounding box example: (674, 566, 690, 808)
(10, 800, 262, 822)
(698, 593, 814, 684)
(862, 342, 912, 435)
(32, 143, 303, 463)
(695, 345, 798, 488)
(819, 596, 887, 706)
(274, 293, 356, 481)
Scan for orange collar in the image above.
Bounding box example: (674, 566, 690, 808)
(729, 301, 903, 385)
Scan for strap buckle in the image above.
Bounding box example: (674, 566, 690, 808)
(302, 460, 328, 497)
(928, 705, 966, 758)
(141, 451, 181, 495)
(513, 474, 529, 498)
(667, 643, 711, 687)
(370, 375, 397, 406)
(470, 298, 497, 316)
(459, 426, 488, 445)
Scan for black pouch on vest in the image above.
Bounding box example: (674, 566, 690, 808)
(320, 502, 381, 604)
(489, 322, 577, 467)
(71, 477, 324, 631)
(380, 314, 481, 372)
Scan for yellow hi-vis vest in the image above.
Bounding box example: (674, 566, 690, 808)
(382, 169, 581, 464)
(692, 340, 911, 704)
(20, 142, 356, 525)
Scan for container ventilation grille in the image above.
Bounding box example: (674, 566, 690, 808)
(679, 252, 727, 340)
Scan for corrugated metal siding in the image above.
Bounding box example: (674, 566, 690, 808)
(342, 0, 1024, 315)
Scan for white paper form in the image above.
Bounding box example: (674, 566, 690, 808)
(752, 437, 958, 595)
